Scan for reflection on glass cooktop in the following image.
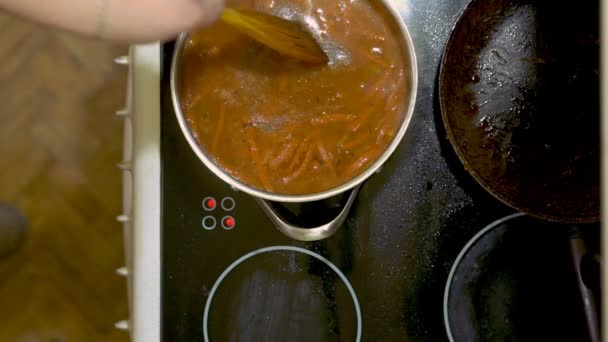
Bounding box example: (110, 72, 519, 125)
(204, 247, 360, 342)
(160, 1, 599, 341)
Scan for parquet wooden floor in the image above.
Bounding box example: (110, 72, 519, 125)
(0, 10, 130, 342)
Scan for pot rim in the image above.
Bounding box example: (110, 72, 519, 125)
(170, 0, 418, 203)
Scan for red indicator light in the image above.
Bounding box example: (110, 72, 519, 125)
(203, 197, 217, 211)
(224, 217, 235, 227)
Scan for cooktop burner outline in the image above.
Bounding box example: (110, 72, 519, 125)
(443, 212, 599, 342)
(443, 212, 524, 342)
(202, 245, 363, 342)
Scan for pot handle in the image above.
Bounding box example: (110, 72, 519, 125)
(568, 227, 601, 342)
(254, 186, 361, 242)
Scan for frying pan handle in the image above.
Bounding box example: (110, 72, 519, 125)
(568, 227, 601, 342)
(254, 186, 360, 242)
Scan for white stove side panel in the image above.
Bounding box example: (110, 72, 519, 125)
(601, 0, 607, 340)
(131, 43, 162, 342)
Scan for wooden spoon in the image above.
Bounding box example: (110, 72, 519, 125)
(220, 8, 329, 64)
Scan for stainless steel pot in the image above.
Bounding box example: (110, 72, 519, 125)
(170, 1, 418, 241)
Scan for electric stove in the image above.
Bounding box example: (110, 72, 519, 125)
(135, 1, 603, 341)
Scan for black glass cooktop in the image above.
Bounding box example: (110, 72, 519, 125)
(160, 1, 600, 341)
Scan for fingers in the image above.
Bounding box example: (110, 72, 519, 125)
(191, 0, 225, 28)
(104, 0, 226, 43)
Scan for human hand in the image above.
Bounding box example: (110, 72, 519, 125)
(102, 0, 226, 43)
(0, 0, 225, 43)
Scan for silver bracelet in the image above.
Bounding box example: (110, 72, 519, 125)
(95, 0, 108, 38)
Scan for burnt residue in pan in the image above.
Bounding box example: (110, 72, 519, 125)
(439, 0, 600, 223)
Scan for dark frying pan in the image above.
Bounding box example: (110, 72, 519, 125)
(440, 0, 601, 340)
(439, 0, 600, 223)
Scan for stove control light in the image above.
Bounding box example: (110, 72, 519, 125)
(202, 216, 217, 230)
(203, 197, 217, 211)
(222, 216, 235, 230)
(221, 197, 236, 211)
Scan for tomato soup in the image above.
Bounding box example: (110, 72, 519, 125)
(179, 0, 411, 195)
